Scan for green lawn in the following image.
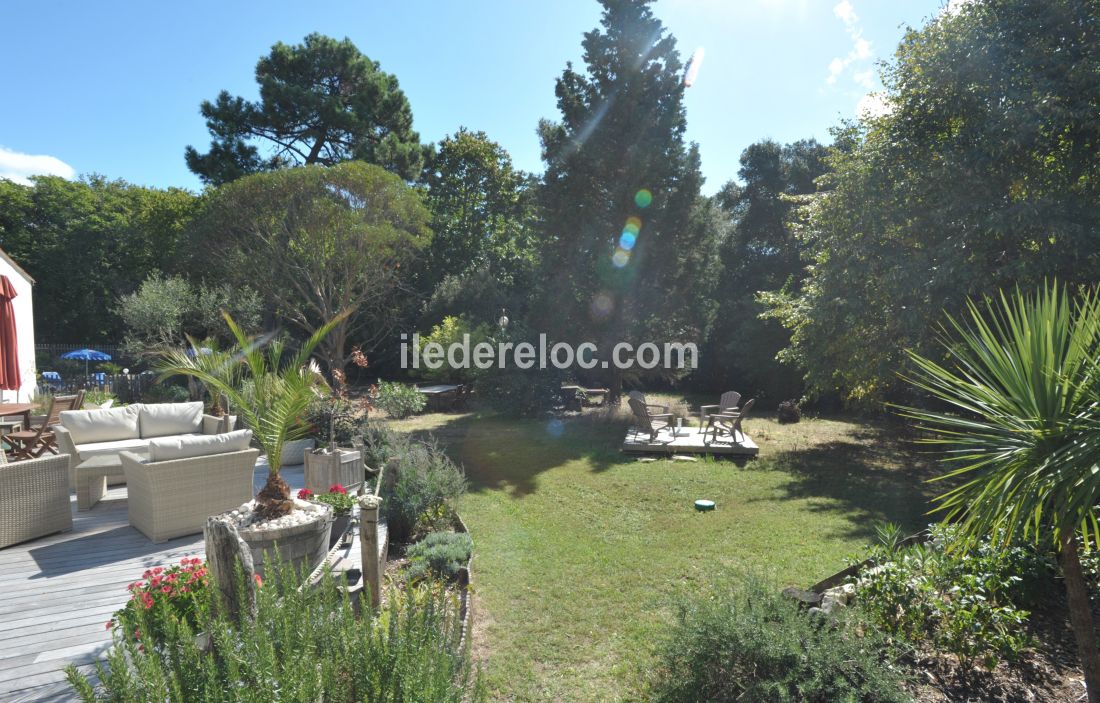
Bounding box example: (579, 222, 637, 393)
(390, 404, 937, 702)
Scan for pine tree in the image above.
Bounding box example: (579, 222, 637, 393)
(536, 0, 720, 400)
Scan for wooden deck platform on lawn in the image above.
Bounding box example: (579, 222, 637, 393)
(0, 462, 309, 702)
(621, 427, 759, 456)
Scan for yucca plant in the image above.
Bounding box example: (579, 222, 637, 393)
(900, 283, 1100, 701)
(157, 312, 343, 520)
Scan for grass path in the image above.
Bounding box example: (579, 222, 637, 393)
(392, 409, 936, 701)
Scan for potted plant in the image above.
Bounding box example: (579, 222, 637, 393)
(298, 485, 356, 547)
(158, 312, 346, 575)
(303, 376, 365, 492)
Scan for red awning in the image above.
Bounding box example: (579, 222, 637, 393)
(0, 275, 20, 391)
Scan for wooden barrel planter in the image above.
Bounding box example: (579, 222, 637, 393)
(305, 448, 363, 494)
(239, 505, 333, 577)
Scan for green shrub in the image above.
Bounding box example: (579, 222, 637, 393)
(360, 421, 412, 468)
(479, 364, 564, 417)
(648, 576, 909, 703)
(855, 524, 1041, 670)
(375, 381, 426, 419)
(83, 388, 118, 407)
(303, 395, 363, 447)
(142, 382, 191, 404)
(777, 399, 801, 423)
(68, 561, 481, 702)
(406, 531, 473, 582)
(383, 440, 467, 542)
(417, 315, 495, 386)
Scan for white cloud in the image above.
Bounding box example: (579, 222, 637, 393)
(833, 0, 858, 26)
(826, 0, 879, 111)
(0, 147, 75, 185)
(853, 69, 874, 89)
(856, 92, 894, 120)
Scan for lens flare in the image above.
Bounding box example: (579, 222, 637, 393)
(612, 249, 630, 268)
(624, 216, 642, 233)
(546, 419, 565, 438)
(634, 189, 652, 208)
(590, 291, 614, 321)
(619, 231, 637, 250)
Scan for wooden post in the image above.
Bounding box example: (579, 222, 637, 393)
(204, 517, 256, 622)
(359, 494, 383, 611)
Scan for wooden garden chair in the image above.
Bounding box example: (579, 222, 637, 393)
(627, 390, 670, 415)
(706, 398, 755, 444)
(699, 390, 742, 427)
(628, 396, 675, 442)
(3, 392, 83, 460)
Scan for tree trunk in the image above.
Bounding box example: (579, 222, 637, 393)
(204, 517, 256, 623)
(1061, 532, 1100, 703)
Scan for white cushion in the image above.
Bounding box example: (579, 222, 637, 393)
(75, 437, 155, 460)
(139, 402, 204, 439)
(202, 414, 238, 434)
(148, 430, 253, 462)
(60, 406, 141, 445)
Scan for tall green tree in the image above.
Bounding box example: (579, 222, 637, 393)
(420, 128, 538, 326)
(189, 161, 431, 374)
(185, 33, 426, 185)
(535, 0, 722, 399)
(902, 284, 1100, 702)
(699, 139, 827, 402)
(764, 0, 1100, 404)
(0, 176, 199, 343)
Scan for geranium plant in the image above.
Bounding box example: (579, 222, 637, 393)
(108, 558, 211, 646)
(300, 484, 356, 515)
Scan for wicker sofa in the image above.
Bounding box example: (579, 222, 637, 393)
(121, 430, 258, 542)
(53, 402, 236, 488)
(0, 453, 73, 549)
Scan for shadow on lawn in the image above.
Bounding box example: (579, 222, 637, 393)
(399, 410, 635, 498)
(754, 424, 944, 542)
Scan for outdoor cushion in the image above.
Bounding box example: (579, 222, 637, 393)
(59, 406, 140, 445)
(148, 429, 253, 462)
(74, 437, 159, 460)
(139, 402, 204, 439)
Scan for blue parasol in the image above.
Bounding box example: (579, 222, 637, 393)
(60, 348, 112, 377)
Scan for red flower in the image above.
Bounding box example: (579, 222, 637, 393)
(328, 484, 347, 494)
(153, 567, 164, 575)
(253, 574, 263, 588)
(297, 488, 313, 500)
(161, 585, 172, 594)
(142, 570, 153, 579)
(105, 619, 114, 630)
(141, 593, 154, 609)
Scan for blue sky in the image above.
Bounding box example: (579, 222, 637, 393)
(0, 0, 947, 194)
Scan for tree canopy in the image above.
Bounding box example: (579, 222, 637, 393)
(189, 161, 431, 374)
(763, 0, 1100, 404)
(185, 33, 426, 185)
(535, 0, 722, 397)
(0, 175, 199, 344)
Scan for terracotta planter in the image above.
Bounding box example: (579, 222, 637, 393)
(305, 448, 363, 493)
(238, 505, 332, 576)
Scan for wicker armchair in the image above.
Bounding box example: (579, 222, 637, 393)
(121, 448, 259, 543)
(0, 453, 73, 549)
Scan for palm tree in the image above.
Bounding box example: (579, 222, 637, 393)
(157, 313, 342, 521)
(901, 284, 1100, 702)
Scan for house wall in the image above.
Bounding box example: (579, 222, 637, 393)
(0, 259, 36, 402)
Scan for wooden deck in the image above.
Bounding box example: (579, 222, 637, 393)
(621, 427, 759, 456)
(0, 461, 308, 702)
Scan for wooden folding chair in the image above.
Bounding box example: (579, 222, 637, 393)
(4, 392, 84, 459)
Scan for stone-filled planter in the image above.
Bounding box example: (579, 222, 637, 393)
(238, 504, 332, 576)
(304, 448, 362, 494)
(281, 438, 315, 466)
